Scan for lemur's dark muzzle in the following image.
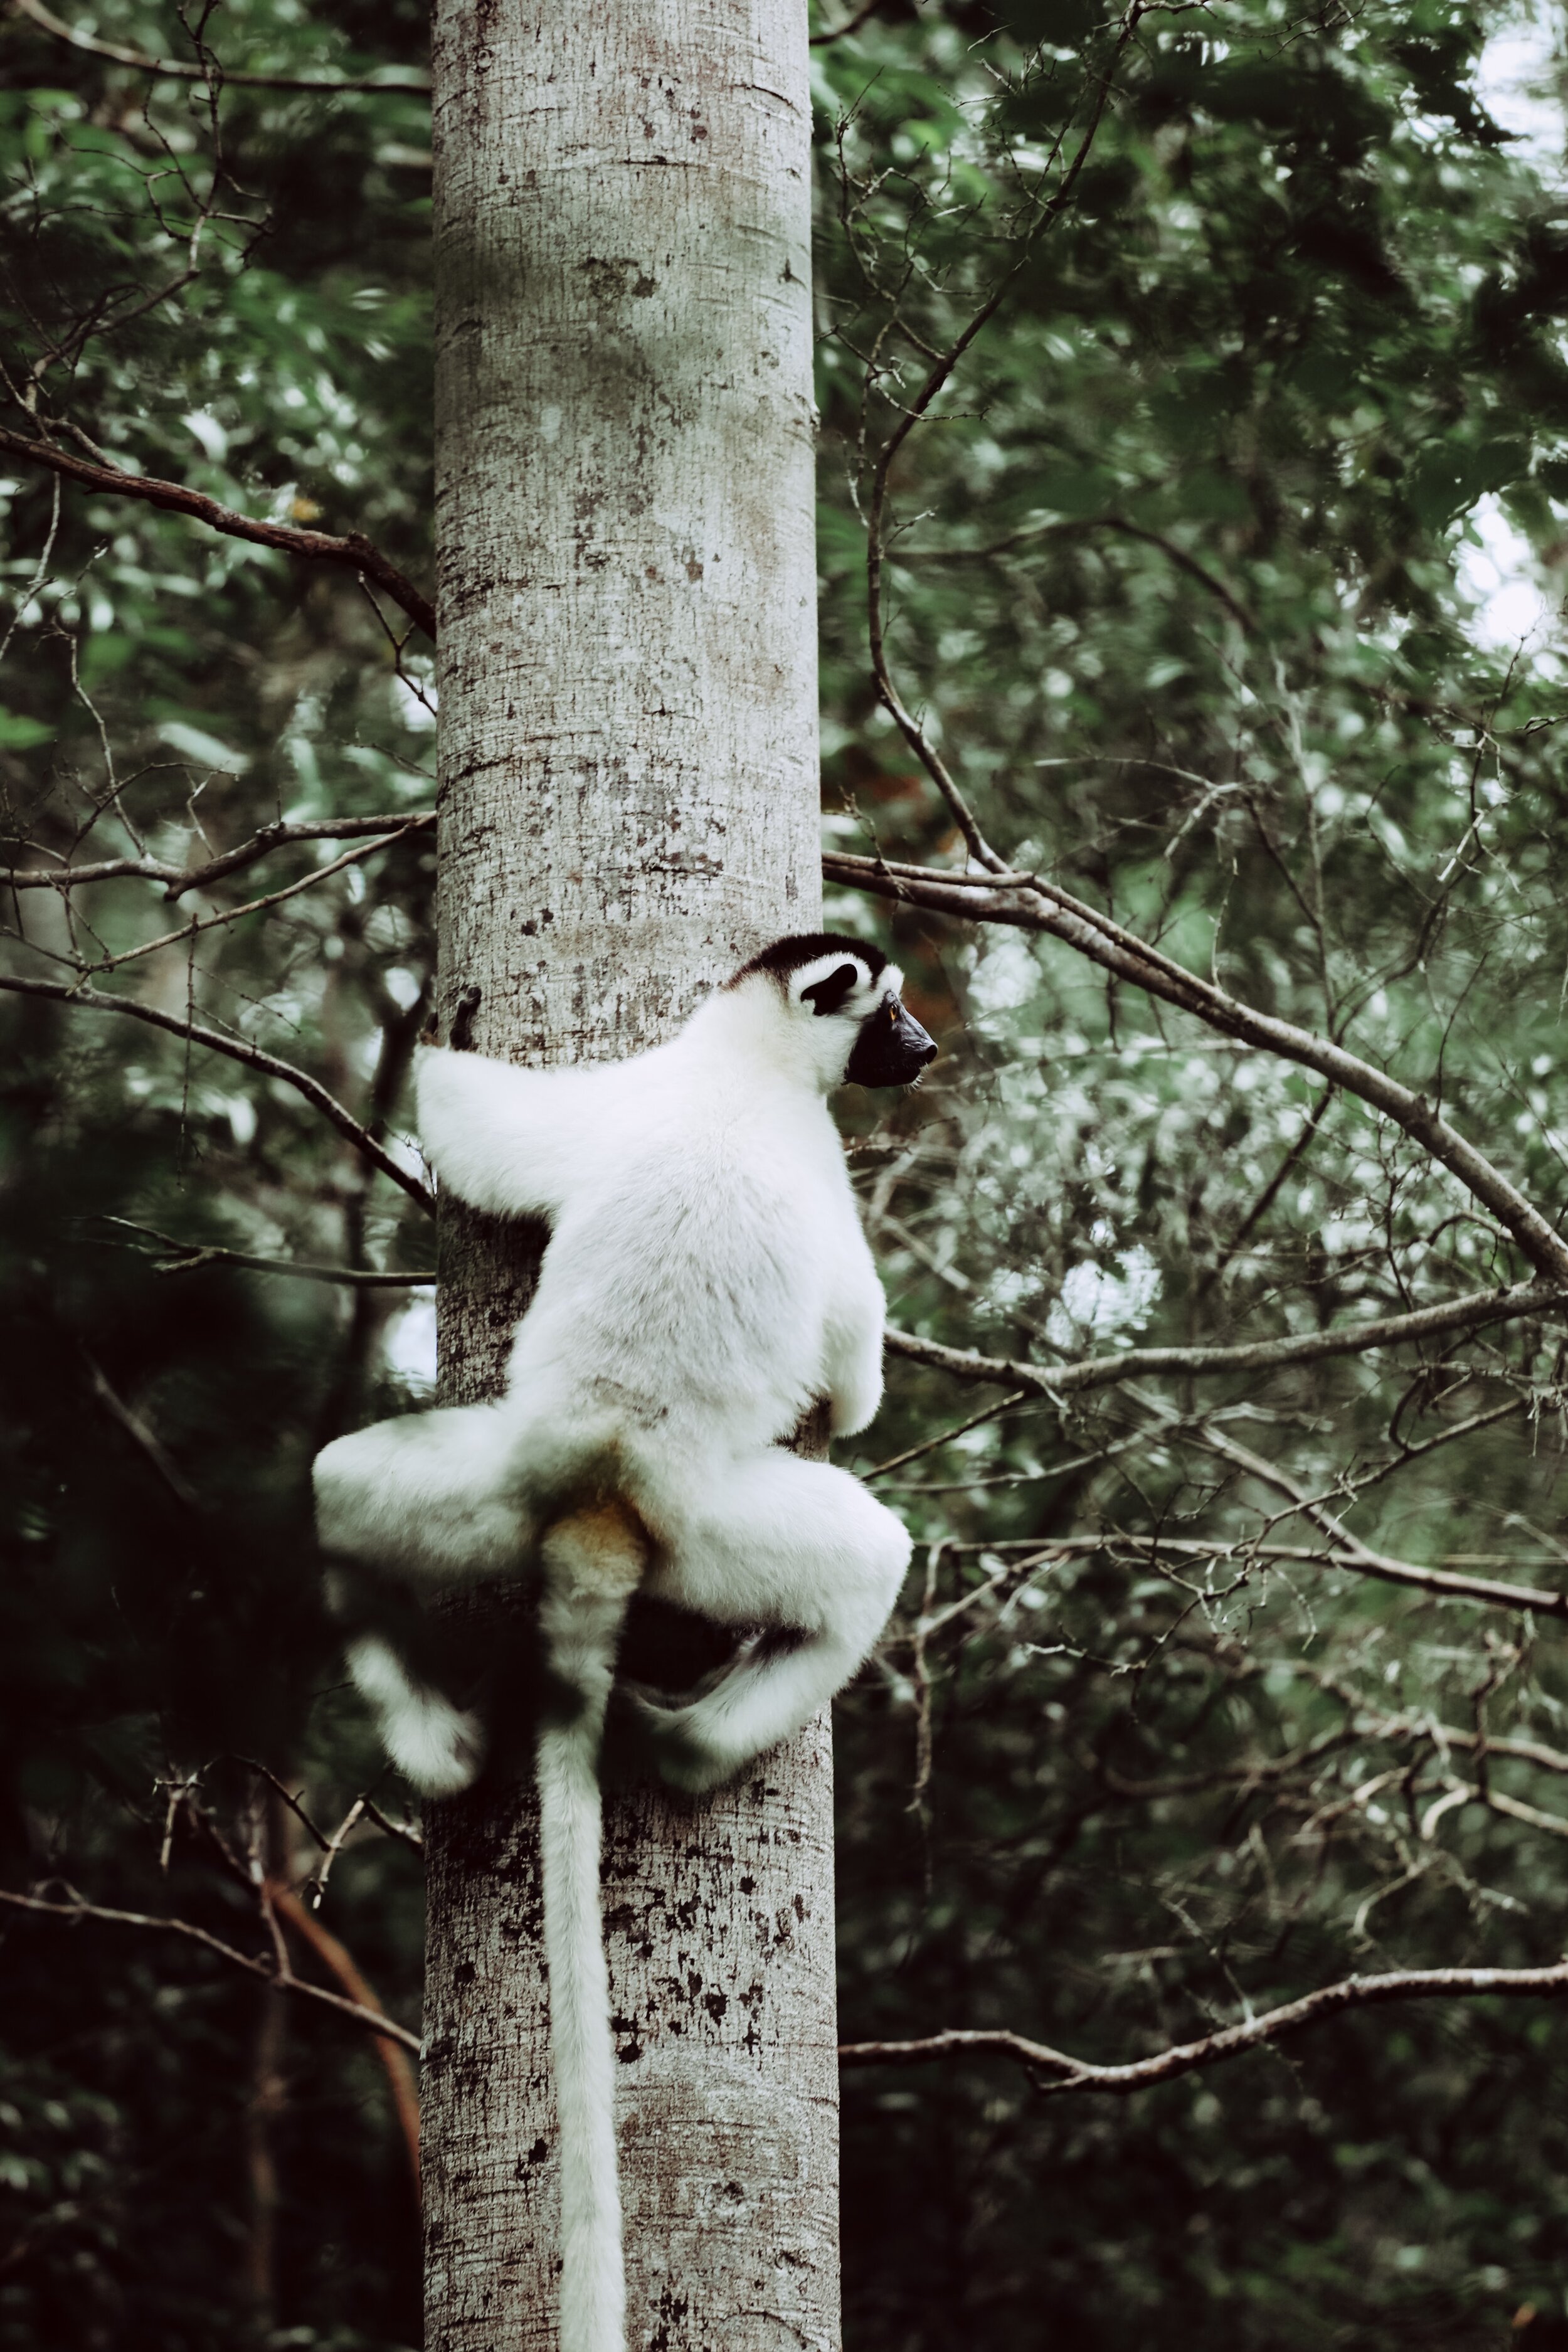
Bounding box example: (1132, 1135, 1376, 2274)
(846, 999, 940, 1089)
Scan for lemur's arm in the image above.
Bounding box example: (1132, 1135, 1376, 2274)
(822, 1254, 887, 1437)
(415, 1046, 603, 1220)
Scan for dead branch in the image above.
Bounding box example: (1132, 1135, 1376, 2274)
(838, 1957, 1568, 2095)
(0, 1887, 422, 2055)
(0, 975, 434, 1212)
(0, 426, 435, 642)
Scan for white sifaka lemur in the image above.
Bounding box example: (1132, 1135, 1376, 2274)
(312, 931, 936, 2352)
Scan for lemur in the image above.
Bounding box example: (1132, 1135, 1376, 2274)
(313, 932, 936, 2352)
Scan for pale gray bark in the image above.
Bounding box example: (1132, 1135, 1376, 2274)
(424, 4, 839, 2348)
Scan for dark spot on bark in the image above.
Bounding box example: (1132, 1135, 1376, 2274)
(521, 2137, 548, 2169)
(794, 1893, 807, 1920)
(453, 1958, 477, 1986)
(649, 2284, 691, 2351)
(723, 2179, 744, 2201)
(704, 1991, 728, 2021)
(739, 1874, 756, 1894)
(579, 255, 657, 306)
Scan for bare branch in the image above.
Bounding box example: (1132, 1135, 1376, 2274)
(828, 849, 1568, 1281)
(0, 426, 435, 643)
(881, 1530, 1568, 1628)
(884, 1282, 1568, 1399)
(839, 1959, 1568, 2095)
(0, 975, 435, 1212)
(0, 1887, 422, 2055)
(10, 0, 432, 93)
(0, 812, 435, 899)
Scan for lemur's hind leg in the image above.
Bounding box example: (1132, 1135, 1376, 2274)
(315, 1401, 529, 1586)
(337, 1619, 485, 1796)
(628, 1453, 911, 1793)
(316, 1401, 534, 1794)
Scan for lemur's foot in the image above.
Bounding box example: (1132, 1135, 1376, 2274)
(346, 1634, 485, 1796)
(615, 1681, 736, 1794)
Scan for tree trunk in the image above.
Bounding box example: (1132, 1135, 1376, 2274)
(423, 5, 838, 2349)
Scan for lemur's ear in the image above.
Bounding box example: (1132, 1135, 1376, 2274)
(800, 961, 862, 1017)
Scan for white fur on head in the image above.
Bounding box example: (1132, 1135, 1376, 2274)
(717, 945, 904, 1093)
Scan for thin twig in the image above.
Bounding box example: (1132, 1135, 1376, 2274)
(10, 0, 432, 93)
(80, 826, 428, 975)
(1194, 1426, 1568, 1621)
(810, 0, 884, 40)
(891, 513, 1256, 633)
(82, 1351, 204, 1510)
(94, 1218, 435, 1288)
(0, 1887, 422, 2055)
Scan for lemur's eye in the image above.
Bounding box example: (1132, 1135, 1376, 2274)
(886, 999, 898, 1024)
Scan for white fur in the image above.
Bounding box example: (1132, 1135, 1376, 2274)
(313, 949, 916, 2352)
(314, 954, 913, 1763)
(343, 1634, 482, 1798)
(534, 1510, 645, 2352)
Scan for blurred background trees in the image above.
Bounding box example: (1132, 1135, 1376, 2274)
(4, 1, 1568, 2345)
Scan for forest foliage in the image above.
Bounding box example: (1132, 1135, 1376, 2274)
(3, 1, 1568, 2346)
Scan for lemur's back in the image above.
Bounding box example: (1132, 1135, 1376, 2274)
(506, 1070, 853, 1449)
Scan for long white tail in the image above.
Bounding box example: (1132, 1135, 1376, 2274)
(535, 1504, 647, 2352)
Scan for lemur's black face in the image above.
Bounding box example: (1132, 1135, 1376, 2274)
(731, 931, 940, 1089)
(844, 989, 938, 1088)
